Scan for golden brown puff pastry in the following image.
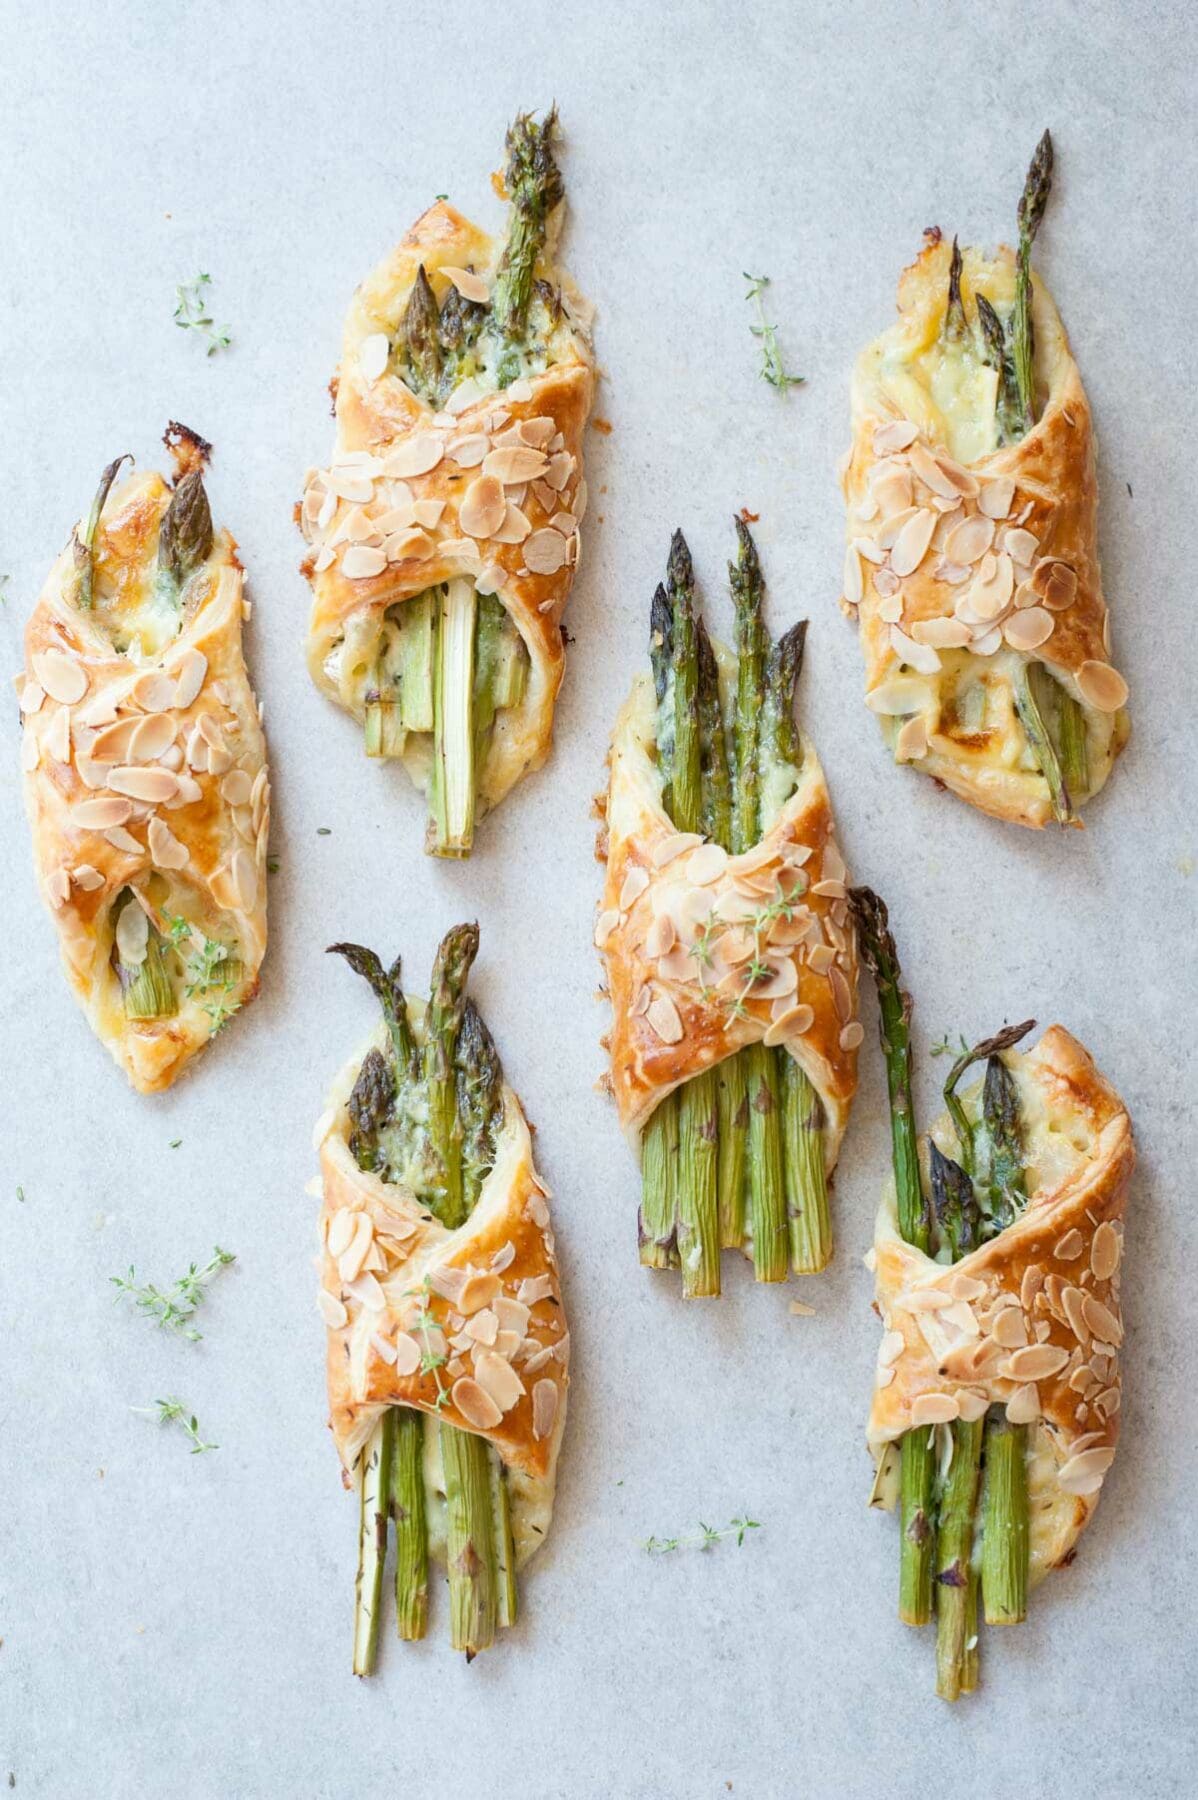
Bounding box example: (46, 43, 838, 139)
(867, 1025, 1132, 1583)
(299, 117, 594, 856)
(19, 429, 269, 1093)
(599, 672, 859, 1158)
(842, 235, 1129, 828)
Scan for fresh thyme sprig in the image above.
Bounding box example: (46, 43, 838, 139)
(406, 1276, 452, 1411)
(166, 915, 242, 1034)
(930, 1032, 971, 1059)
(743, 273, 804, 392)
(111, 1246, 236, 1340)
(133, 1397, 218, 1454)
(174, 273, 232, 356)
(644, 1514, 761, 1555)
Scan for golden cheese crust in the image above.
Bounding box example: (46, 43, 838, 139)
(300, 200, 594, 823)
(868, 1025, 1133, 1583)
(20, 464, 269, 1092)
(598, 671, 859, 1164)
(842, 239, 1129, 827)
(316, 1025, 568, 1565)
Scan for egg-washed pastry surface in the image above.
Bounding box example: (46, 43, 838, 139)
(597, 524, 859, 1297)
(852, 888, 1132, 1702)
(841, 133, 1128, 828)
(315, 927, 568, 1666)
(300, 108, 594, 858)
(19, 427, 269, 1093)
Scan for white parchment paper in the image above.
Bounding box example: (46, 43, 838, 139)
(1, 2, 1194, 1794)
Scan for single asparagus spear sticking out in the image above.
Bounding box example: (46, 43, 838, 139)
(424, 922, 480, 1230)
(492, 108, 562, 345)
(640, 584, 679, 1270)
(668, 532, 721, 1298)
(1014, 662, 1074, 826)
(943, 236, 967, 342)
(327, 941, 421, 1081)
(352, 1410, 395, 1675)
(974, 292, 1025, 448)
(1057, 687, 1090, 806)
(391, 1409, 429, 1641)
(1013, 130, 1054, 434)
(441, 1421, 500, 1657)
(74, 455, 130, 610)
(429, 578, 479, 857)
(942, 1019, 1035, 1177)
(980, 1051, 1030, 1625)
(848, 887, 935, 1625)
(401, 264, 443, 402)
(732, 521, 787, 1283)
(345, 1047, 396, 1175)
(154, 469, 215, 611)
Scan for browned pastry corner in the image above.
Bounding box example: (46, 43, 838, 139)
(868, 1025, 1133, 1581)
(842, 237, 1129, 827)
(19, 433, 269, 1092)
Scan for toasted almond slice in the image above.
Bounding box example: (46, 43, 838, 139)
(872, 419, 919, 454)
(843, 544, 863, 605)
(544, 451, 572, 491)
(652, 830, 703, 869)
(358, 332, 390, 381)
(878, 1330, 905, 1367)
(473, 1349, 525, 1413)
(1003, 606, 1054, 651)
(532, 1377, 558, 1440)
(385, 433, 444, 479)
(459, 473, 506, 540)
(753, 957, 799, 1002)
(43, 704, 71, 763)
(907, 441, 961, 499)
(442, 264, 490, 304)
(148, 816, 189, 871)
(133, 670, 176, 713)
(317, 1290, 348, 1330)
(1057, 1444, 1115, 1495)
(685, 843, 728, 886)
(73, 795, 134, 830)
(19, 680, 45, 716)
(1054, 1228, 1084, 1260)
(103, 825, 143, 855)
(894, 715, 928, 762)
(944, 514, 995, 565)
(646, 993, 684, 1045)
(619, 865, 650, 910)
(491, 502, 531, 545)
(524, 528, 568, 575)
(1005, 1382, 1041, 1424)
(1091, 1221, 1121, 1281)
(911, 1392, 959, 1426)
(978, 476, 1016, 519)
(71, 863, 105, 892)
(129, 714, 176, 763)
(889, 626, 941, 676)
(839, 1021, 865, 1051)
(645, 913, 676, 958)
(1002, 526, 1039, 566)
(1082, 1295, 1122, 1345)
(231, 847, 258, 911)
(908, 617, 972, 649)
(1003, 1343, 1070, 1381)
(341, 544, 387, 581)
(326, 1210, 355, 1259)
(220, 768, 253, 807)
(108, 765, 179, 804)
(594, 907, 619, 949)
(889, 508, 937, 577)
(1076, 660, 1128, 712)
(452, 1377, 503, 1430)
(763, 1003, 815, 1046)
(32, 649, 88, 705)
(338, 1212, 375, 1284)
(1033, 558, 1078, 610)
(447, 432, 489, 468)
(992, 1307, 1029, 1348)
(483, 445, 548, 485)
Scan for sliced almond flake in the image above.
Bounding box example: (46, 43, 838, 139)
(44, 704, 72, 764)
(907, 440, 962, 499)
(873, 567, 902, 600)
(878, 1330, 905, 1367)
(385, 433, 444, 479)
(1033, 558, 1078, 611)
(103, 825, 143, 856)
(1005, 1382, 1041, 1425)
(763, 1003, 815, 1048)
(652, 830, 703, 868)
(544, 452, 572, 492)
(1081, 1294, 1122, 1345)
(872, 419, 919, 454)
(1076, 660, 1128, 713)
(531, 1378, 558, 1440)
(645, 913, 676, 959)
(524, 528, 568, 575)
(71, 863, 105, 892)
(73, 796, 135, 830)
(32, 649, 88, 705)
(991, 1307, 1029, 1348)
(839, 1021, 865, 1052)
(459, 473, 505, 539)
(1057, 1445, 1115, 1496)
(888, 508, 937, 577)
(447, 433, 489, 468)
(853, 536, 886, 565)
(1003, 1343, 1069, 1381)
(1091, 1220, 1121, 1281)
(531, 477, 558, 514)
(459, 1271, 501, 1315)
(317, 1290, 348, 1330)
(889, 625, 941, 676)
(1003, 607, 1054, 651)
(452, 1377, 503, 1431)
(441, 264, 489, 303)
(1002, 526, 1039, 566)
(147, 816, 189, 871)
(978, 477, 1015, 520)
(358, 333, 390, 382)
(19, 680, 46, 716)
(1054, 1228, 1084, 1261)
(326, 1210, 355, 1259)
(483, 445, 548, 486)
(843, 545, 863, 606)
(970, 625, 1003, 657)
(873, 470, 914, 518)
(619, 865, 650, 910)
(944, 515, 995, 565)
(645, 993, 683, 1045)
(505, 378, 534, 403)
(593, 907, 619, 949)
(517, 1274, 553, 1307)
(828, 965, 852, 1022)
(911, 1392, 959, 1426)
(685, 843, 727, 886)
(473, 1349, 525, 1413)
(876, 1365, 895, 1389)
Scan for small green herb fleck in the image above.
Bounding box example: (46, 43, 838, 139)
(316, 827, 332, 836)
(134, 1397, 218, 1454)
(435, 193, 448, 201)
(111, 1246, 235, 1341)
(744, 273, 803, 392)
(169, 1139, 182, 1149)
(644, 1514, 761, 1555)
(930, 1032, 970, 1059)
(266, 856, 279, 874)
(174, 273, 232, 356)
(16, 1185, 25, 1203)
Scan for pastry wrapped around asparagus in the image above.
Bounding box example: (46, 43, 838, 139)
(596, 522, 860, 1296)
(841, 132, 1129, 827)
(300, 108, 594, 857)
(19, 426, 269, 1092)
(316, 925, 568, 1665)
(850, 887, 1133, 1699)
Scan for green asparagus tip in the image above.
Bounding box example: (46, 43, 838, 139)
(76, 454, 132, 610)
(667, 527, 695, 600)
(731, 515, 763, 594)
(1018, 130, 1054, 246)
(505, 106, 563, 213)
(649, 581, 674, 705)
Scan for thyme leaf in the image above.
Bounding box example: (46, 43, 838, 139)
(111, 1246, 236, 1340)
(133, 1397, 218, 1454)
(174, 273, 231, 356)
(644, 1514, 761, 1555)
(744, 273, 804, 392)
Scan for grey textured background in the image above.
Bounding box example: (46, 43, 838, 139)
(1, 2, 1194, 1796)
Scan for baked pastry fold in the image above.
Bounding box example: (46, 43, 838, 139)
(300, 111, 593, 855)
(843, 232, 1128, 828)
(20, 432, 268, 1092)
(867, 1025, 1132, 1582)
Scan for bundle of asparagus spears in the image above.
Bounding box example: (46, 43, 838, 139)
(597, 522, 860, 1296)
(843, 132, 1129, 829)
(317, 926, 568, 1666)
(851, 887, 1132, 1699)
(301, 109, 594, 857)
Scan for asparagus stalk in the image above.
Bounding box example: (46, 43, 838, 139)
(974, 293, 1025, 448)
(935, 1416, 984, 1700)
(668, 532, 720, 1298)
(943, 236, 967, 343)
(121, 925, 177, 1020)
(491, 1444, 519, 1630)
(1012, 130, 1054, 434)
(1014, 661, 1074, 826)
(491, 108, 562, 345)
(401, 264, 443, 402)
(74, 455, 130, 611)
(848, 888, 935, 1625)
(392, 1409, 429, 1641)
(640, 583, 680, 1269)
(352, 1410, 395, 1675)
(153, 469, 214, 612)
(429, 579, 479, 857)
(440, 1423, 499, 1656)
(424, 922, 480, 1230)
(731, 522, 788, 1283)
(1057, 686, 1089, 805)
(399, 592, 435, 732)
(980, 1052, 1030, 1625)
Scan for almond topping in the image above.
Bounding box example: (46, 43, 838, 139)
(619, 865, 650, 909)
(473, 1350, 525, 1414)
(452, 1377, 503, 1431)
(1032, 558, 1078, 610)
(1005, 1382, 1041, 1424)
(1003, 1343, 1069, 1381)
(843, 545, 863, 605)
(73, 796, 134, 830)
(132, 670, 176, 713)
(148, 817, 190, 871)
(458, 1271, 501, 1315)
(944, 515, 995, 565)
(889, 508, 937, 577)
(32, 649, 87, 705)
(442, 265, 490, 304)
(872, 419, 918, 454)
(978, 477, 1016, 519)
(491, 503, 531, 545)
(384, 433, 444, 479)
(531, 1378, 558, 1440)
(1076, 661, 1128, 712)
(910, 1392, 959, 1426)
(393, 1332, 422, 1376)
(1081, 1295, 1122, 1346)
(889, 626, 941, 676)
(1054, 1229, 1084, 1261)
(459, 474, 506, 539)
(1057, 1445, 1115, 1496)
(1003, 607, 1054, 651)
(523, 528, 569, 575)
(358, 332, 390, 382)
(108, 765, 179, 804)
(341, 544, 387, 580)
(1091, 1221, 1121, 1281)
(594, 908, 619, 949)
(646, 994, 684, 1045)
(763, 1004, 815, 1047)
(652, 830, 703, 868)
(317, 1291, 348, 1330)
(685, 843, 728, 886)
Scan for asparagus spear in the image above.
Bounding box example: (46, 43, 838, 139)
(491, 108, 562, 346)
(848, 887, 935, 1625)
(424, 922, 479, 1229)
(429, 578, 479, 857)
(154, 470, 214, 611)
(1013, 130, 1054, 434)
(1057, 686, 1090, 805)
(731, 522, 788, 1283)
(979, 1051, 1030, 1625)
(1014, 661, 1074, 826)
(942, 1019, 1034, 1180)
(640, 583, 680, 1270)
(345, 1047, 396, 1174)
(74, 455, 130, 611)
(974, 292, 1024, 448)
(943, 236, 967, 343)
(440, 1421, 499, 1656)
(400, 264, 443, 402)
(668, 532, 720, 1298)
(391, 1408, 429, 1640)
(352, 1410, 395, 1675)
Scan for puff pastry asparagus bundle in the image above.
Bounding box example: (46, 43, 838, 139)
(851, 889, 1133, 1701)
(596, 524, 860, 1297)
(841, 133, 1129, 827)
(19, 428, 269, 1093)
(300, 109, 594, 857)
(316, 926, 568, 1666)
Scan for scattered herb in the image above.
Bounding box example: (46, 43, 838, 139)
(316, 827, 332, 836)
(644, 1515, 761, 1555)
(111, 1246, 236, 1340)
(435, 192, 448, 201)
(406, 1277, 451, 1411)
(266, 856, 280, 874)
(743, 273, 803, 392)
(174, 273, 232, 356)
(169, 1139, 182, 1149)
(0, 575, 9, 604)
(16, 1186, 25, 1203)
(930, 1032, 970, 1058)
(134, 1397, 218, 1454)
